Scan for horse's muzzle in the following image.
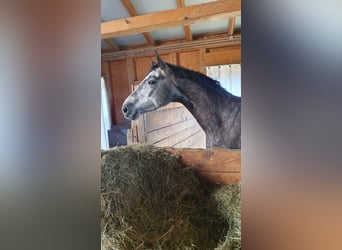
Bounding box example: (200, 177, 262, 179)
(122, 102, 139, 120)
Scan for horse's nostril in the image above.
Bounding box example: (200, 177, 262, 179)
(123, 106, 128, 113)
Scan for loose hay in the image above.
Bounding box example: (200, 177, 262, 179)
(101, 144, 240, 250)
(214, 184, 241, 250)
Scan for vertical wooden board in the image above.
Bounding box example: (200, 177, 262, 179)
(135, 53, 172, 81)
(158, 53, 171, 63)
(135, 57, 151, 81)
(179, 51, 201, 73)
(101, 62, 106, 77)
(170, 52, 178, 65)
(109, 60, 130, 125)
(199, 48, 207, 74)
(137, 114, 146, 143)
(126, 58, 136, 84)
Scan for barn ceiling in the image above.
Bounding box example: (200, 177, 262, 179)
(101, 0, 241, 59)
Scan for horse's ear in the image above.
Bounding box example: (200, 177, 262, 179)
(149, 58, 157, 67)
(155, 51, 168, 71)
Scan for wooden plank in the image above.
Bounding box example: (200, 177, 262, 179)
(176, 0, 193, 41)
(102, 34, 241, 61)
(157, 102, 183, 110)
(203, 46, 241, 66)
(101, 0, 241, 39)
(228, 17, 235, 36)
(145, 106, 194, 132)
(135, 54, 171, 80)
(164, 147, 241, 185)
(197, 172, 241, 185)
(179, 51, 201, 72)
(120, 0, 156, 46)
(165, 147, 241, 173)
(170, 52, 178, 65)
(109, 60, 130, 124)
(154, 123, 202, 147)
(173, 130, 206, 149)
(147, 118, 198, 144)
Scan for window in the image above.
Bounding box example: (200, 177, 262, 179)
(206, 64, 241, 97)
(101, 77, 111, 149)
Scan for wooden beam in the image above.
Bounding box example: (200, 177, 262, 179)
(203, 45, 241, 66)
(228, 17, 235, 36)
(165, 147, 241, 185)
(102, 34, 241, 61)
(103, 39, 119, 51)
(176, 0, 193, 41)
(102, 0, 241, 39)
(120, 0, 156, 46)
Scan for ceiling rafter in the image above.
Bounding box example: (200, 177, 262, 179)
(228, 17, 235, 36)
(176, 0, 193, 41)
(120, 0, 156, 46)
(103, 39, 119, 51)
(101, 0, 241, 39)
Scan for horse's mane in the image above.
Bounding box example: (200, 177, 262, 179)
(165, 63, 232, 97)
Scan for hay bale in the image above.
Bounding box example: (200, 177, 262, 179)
(214, 184, 241, 250)
(101, 144, 240, 250)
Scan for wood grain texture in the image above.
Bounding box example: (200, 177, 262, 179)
(165, 147, 241, 185)
(228, 17, 235, 36)
(176, 0, 193, 41)
(120, 0, 155, 45)
(102, 0, 241, 39)
(203, 45, 241, 66)
(109, 60, 130, 124)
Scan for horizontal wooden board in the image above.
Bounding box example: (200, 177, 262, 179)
(147, 118, 198, 144)
(203, 46, 241, 66)
(145, 106, 195, 132)
(164, 147, 241, 185)
(172, 130, 206, 149)
(196, 172, 241, 185)
(154, 122, 202, 147)
(165, 147, 241, 172)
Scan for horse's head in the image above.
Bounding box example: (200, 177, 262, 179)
(122, 52, 180, 120)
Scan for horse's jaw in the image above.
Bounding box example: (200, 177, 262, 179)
(123, 110, 140, 120)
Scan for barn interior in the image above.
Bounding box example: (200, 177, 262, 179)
(101, 0, 241, 150)
(101, 1, 241, 248)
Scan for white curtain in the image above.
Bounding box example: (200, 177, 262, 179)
(101, 77, 111, 149)
(206, 64, 241, 97)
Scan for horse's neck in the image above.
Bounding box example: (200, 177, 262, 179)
(174, 78, 241, 148)
(174, 78, 232, 133)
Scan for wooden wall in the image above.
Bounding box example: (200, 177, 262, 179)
(101, 46, 241, 148)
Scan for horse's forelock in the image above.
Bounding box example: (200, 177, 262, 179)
(149, 63, 160, 73)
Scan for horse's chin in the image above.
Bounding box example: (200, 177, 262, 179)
(124, 111, 140, 120)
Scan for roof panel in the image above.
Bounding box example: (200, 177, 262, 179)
(191, 19, 228, 35)
(101, 0, 129, 21)
(131, 0, 177, 14)
(184, 0, 217, 6)
(150, 26, 185, 41)
(114, 34, 147, 46)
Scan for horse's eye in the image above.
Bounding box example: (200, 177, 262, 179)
(148, 80, 156, 85)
